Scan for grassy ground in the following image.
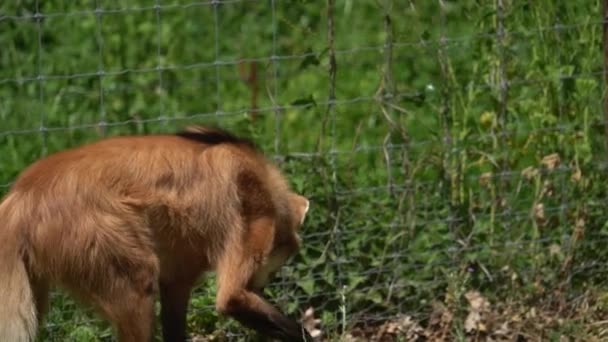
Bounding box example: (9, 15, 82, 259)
(1, 0, 607, 340)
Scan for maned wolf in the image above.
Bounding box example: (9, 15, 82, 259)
(0, 125, 312, 342)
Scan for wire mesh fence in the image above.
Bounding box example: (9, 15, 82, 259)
(1, 0, 607, 340)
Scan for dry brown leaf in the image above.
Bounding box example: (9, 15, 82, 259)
(190, 332, 228, 342)
(571, 166, 582, 182)
(464, 291, 492, 334)
(372, 315, 425, 341)
(425, 301, 453, 340)
(465, 311, 482, 333)
(576, 217, 586, 230)
(534, 203, 545, 222)
(466, 291, 491, 312)
(542, 180, 555, 197)
(342, 333, 364, 342)
(574, 217, 586, 241)
(479, 172, 493, 187)
(528, 307, 537, 318)
(549, 243, 561, 257)
(541, 153, 560, 170)
(395, 316, 424, 338)
(493, 321, 510, 337)
(521, 166, 539, 180)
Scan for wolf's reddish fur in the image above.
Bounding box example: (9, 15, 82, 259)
(0, 126, 311, 342)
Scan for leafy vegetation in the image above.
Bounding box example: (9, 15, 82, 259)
(1, 0, 607, 340)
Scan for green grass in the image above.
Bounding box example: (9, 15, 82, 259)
(1, 0, 607, 340)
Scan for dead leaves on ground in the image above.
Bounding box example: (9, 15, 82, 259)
(333, 289, 606, 342)
(464, 290, 492, 334)
(343, 315, 425, 342)
(190, 288, 605, 341)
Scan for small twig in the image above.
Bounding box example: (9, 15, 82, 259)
(590, 320, 608, 326)
(383, 132, 394, 197)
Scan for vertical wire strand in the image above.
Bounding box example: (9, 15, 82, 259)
(603, 0, 608, 158)
(381, 0, 395, 198)
(554, 7, 569, 253)
(35, 0, 47, 156)
(438, 0, 458, 263)
(326, 0, 345, 334)
(94, 0, 106, 136)
(271, 0, 281, 156)
(269, 0, 289, 301)
(496, 0, 511, 235)
(156, 0, 165, 126)
(213, 0, 222, 121)
(497, 0, 508, 141)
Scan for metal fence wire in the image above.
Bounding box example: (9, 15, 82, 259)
(1, 0, 607, 340)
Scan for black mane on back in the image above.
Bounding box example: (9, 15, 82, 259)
(175, 125, 257, 149)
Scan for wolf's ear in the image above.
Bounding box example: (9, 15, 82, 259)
(289, 193, 309, 228)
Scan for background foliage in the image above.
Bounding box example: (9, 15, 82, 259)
(1, 0, 607, 340)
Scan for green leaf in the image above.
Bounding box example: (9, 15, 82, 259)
(298, 48, 320, 70)
(347, 275, 367, 291)
(298, 277, 315, 296)
(290, 95, 317, 108)
(68, 326, 100, 342)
